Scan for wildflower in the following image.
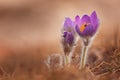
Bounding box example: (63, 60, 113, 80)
(75, 11, 99, 40)
(62, 31, 75, 55)
(75, 11, 99, 69)
(61, 17, 77, 65)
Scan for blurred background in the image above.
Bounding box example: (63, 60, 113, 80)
(0, 0, 120, 59)
(0, 0, 120, 71)
(0, 0, 120, 56)
(0, 0, 120, 79)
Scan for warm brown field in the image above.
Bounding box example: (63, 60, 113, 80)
(0, 0, 120, 80)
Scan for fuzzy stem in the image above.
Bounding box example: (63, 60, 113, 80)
(80, 45, 88, 69)
(68, 37, 79, 65)
(65, 55, 69, 65)
(80, 38, 90, 69)
(64, 38, 79, 67)
(64, 46, 76, 67)
(68, 46, 75, 64)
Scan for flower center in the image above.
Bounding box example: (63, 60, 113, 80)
(80, 23, 88, 32)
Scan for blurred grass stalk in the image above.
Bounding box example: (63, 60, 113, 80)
(114, 24, 119, 49)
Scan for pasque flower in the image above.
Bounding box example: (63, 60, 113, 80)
(75, 11, 99, 39)
(62, 32, 74, 51)
(62, 17, 76, 55)
(61, 17, 76, 65)
(45, 11, 99, 70)
(75, 11, 99, 69)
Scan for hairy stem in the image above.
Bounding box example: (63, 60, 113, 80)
(80, 45, 88, 69)
(80, 38, 90, 69)
(65, 55, 68, 64)
(64, 46, 76, 67)
(64, 38, 79, 67)
(68, 46, 75, 65)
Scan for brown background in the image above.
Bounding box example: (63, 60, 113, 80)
(0, 0, 120, 59)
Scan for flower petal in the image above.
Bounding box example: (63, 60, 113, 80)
(63, 32, 74, 46)
(82, 24, 95, 37)
(63, 17, 75, 34)
(75, 15, 80, 25)
(90, 11, 99, 30)
(64, 17, 74, 28)
(81, 15, 91, 24)
(67, 32, 74, 45)
(75, 25, 84, 37)
(63, 31, 67, 37)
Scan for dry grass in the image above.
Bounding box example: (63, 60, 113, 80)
(0, 49, 119, 80)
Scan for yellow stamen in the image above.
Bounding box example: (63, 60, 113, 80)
(80, 24, 87, 32)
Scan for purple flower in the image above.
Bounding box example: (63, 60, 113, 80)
(63, 18, 76, 35)
(63, 31, 74, 46)
(75, 11, 99, 38)
(62, 17, 76, 55)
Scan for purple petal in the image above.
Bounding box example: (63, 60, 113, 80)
(75, 25, 84, 37)
(63, 31, 67, 37)
(64, 17, 74, 28)
(90, 11, 99, 31)
(82, 24, 95, 36)
(75, 24, 95, 37)
(75, 15, 81, 25)
(63, 32, 74, 45)
(81, 15, 91, 24)
(67, 32, 74, 45)
(63, 17, 75, 34)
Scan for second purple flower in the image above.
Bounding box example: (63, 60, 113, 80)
(62, 17, 76, 55)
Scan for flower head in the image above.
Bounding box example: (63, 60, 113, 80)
(63, 31, 74, 46)
(75, 11, 99, 38)
(63, 17, 76, 35)
(62, 17, 76, 55)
